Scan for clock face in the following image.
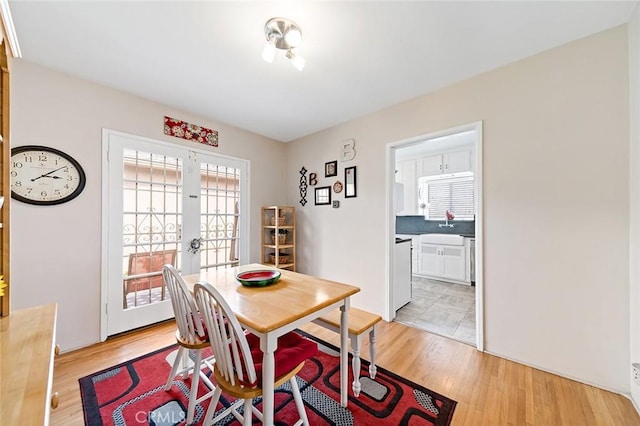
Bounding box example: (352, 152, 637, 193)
(10, 145, 86, 205)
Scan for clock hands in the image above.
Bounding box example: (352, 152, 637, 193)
(31, 166, 67, 182)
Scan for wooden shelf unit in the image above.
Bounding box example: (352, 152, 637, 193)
(261, 206, 296, 271)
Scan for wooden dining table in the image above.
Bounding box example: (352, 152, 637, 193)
(182, 263, 360, 426)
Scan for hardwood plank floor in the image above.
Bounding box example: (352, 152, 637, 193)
(51, 320, 639, 425)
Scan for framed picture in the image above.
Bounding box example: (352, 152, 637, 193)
(315, 186, 331, 205)
(345, 166, 357, 198)
(325, 160, 337, 177)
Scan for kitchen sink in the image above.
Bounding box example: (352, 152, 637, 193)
(420, 234, 465, 245)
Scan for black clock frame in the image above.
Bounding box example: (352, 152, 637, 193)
(10, 145, 87, 206)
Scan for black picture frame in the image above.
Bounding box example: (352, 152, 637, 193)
(345, 166, 357, 198)
(315, 186, 332, 205)
(325, 160, 337, 177)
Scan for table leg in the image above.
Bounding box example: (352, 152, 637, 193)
(340, 302, 349, 407)
(261, 334, 277, 426)
(369, 326, 377, 379)
(351, 334, 362, 397)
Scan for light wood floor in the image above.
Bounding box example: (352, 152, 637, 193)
(51, 320, 639, 425)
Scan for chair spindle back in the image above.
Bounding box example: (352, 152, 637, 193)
(194, 281, 258, 388)
(162, 265, 207, 344)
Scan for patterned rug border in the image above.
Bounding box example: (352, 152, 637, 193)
(296, 328, 457, 422)
(79, 329, 457, 425)
(79, 344, 177, 425)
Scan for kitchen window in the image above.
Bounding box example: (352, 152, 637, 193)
(420, 174, 474, 220)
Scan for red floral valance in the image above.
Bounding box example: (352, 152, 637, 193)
(164, 116, 218, 147)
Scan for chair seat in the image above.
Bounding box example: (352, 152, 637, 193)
(214, 361, 306, 400)
(175, 329, 210, 349)
(245, 331, 317, 386)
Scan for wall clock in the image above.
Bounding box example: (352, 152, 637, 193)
(10, 145, 86, 205)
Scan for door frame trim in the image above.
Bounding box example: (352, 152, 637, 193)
(385, 120, 484, 351)
(100, 128, 250, 341)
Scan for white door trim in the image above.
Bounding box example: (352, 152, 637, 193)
(385, 121, 484, 351)
(100, 128, 250, 341)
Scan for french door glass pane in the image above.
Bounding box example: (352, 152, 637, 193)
(199, 163, 241, 270)
(122, 149, 182, 309)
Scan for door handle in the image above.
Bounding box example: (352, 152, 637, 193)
(188, 237, 204, 254)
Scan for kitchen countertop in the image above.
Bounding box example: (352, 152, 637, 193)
(397, 232, 475, 238)
(395, 216, 475, 236)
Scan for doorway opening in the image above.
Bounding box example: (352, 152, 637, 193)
(387, 122, 483, 350)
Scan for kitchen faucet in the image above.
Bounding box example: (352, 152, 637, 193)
(439, 210, 455, 228)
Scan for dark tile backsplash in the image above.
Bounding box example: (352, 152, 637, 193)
(395, 215, 475, 237)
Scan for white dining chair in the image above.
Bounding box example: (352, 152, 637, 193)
(193, 281, 317, 426)
(162, 265, 215, 424)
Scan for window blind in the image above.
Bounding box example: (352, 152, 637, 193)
(426, 176, 474, 220)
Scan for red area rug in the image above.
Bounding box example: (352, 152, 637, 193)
(79, 332, 456, 425)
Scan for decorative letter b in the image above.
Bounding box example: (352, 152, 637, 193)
(341, 139, 356, 162)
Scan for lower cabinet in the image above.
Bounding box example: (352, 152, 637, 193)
(396, 234, 419, 273)
(0, 304, 58, 424)
(393, 240, 412, 311)
(419, 242, 468, 284)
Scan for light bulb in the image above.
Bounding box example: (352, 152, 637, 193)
(261, 37, 276, 63)
(290, 55, 305, 71)
(286, 49, 305, 71)
(284, 28, 302, 47)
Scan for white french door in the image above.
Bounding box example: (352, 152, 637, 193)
(102, 130, 248, 337)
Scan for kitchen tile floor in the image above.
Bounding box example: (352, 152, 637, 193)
(394, 276, 476, 345)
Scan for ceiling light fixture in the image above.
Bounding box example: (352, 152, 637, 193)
(262, 17, 305, 71)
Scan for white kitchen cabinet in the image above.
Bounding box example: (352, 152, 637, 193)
(419, 150, 472, 177)
(395, 159, 417, 214)
(397, 234, 419, 273)
(420, 155, 443, 177)
(419, 242, 467, 283)
(393, 239, 412, 311)
(420, 244, 440, 276)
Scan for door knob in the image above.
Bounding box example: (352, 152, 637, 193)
(188, 237, 204, 254)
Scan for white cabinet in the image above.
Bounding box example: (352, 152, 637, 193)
(393, 240, 412, 311)
(421, 155, 443, 176)
(397, 234, 419, 273)
(395, 159, 417, 214)
(420, 150, 472, 177)
(420, 244, 440, 276)
(419, 241, 468, 284)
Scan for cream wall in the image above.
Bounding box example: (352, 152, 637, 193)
(7, 22, 632, 395)
(629, 4, 640, 406)
(286, 26, 630, 392)
(9, 60, 287, 351)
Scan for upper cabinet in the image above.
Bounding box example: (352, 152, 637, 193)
(395, 159, 417, 215)
(419, 150, 472, 177)
(396, 148, 473, 216)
